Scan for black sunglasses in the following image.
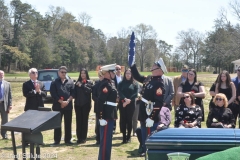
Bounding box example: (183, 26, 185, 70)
(61, 71, 67, 74)
(116, 68, 121, 70)
(31, 72, 38, 74)
(216, 98, 223, 101)
(184, 96, 190, 99)
(182, 69, 188, 72)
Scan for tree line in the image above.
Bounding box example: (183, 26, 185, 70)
(0, 0, 240, 73)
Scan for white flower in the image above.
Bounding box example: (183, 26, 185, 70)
(213, 118, 218, 123)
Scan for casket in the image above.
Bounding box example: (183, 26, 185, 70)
(145, 128, 240, 160)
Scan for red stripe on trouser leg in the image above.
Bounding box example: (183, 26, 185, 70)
(102, 120, 108, 160)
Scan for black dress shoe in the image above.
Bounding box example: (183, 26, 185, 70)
(65, 141, 74, 145)
(77, 140, 86, 144)
(126, 138, 131, 143)
(50, 142, 60, 146)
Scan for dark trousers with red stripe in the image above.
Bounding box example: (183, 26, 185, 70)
(98, 119, 114, 160)
(140, 121, 158, 153)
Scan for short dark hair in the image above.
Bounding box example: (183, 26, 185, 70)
(59, 66, 67, 71)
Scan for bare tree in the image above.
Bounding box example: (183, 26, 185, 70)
(78, 12, 91, 26)
(176, 29, 205, 70)
(229, 0, 240, 21)
(133, 23, 157, 71)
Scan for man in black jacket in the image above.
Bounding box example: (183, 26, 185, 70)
(50, 66, 74, 145)
(22, 68, 46, 111)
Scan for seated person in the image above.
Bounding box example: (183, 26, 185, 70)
(206, 93, 235, 128)
(136, 106, 171, 155)
(174, 92, 203, 128)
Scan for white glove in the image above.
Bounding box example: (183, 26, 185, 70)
(146, 118, 154, 128)
(99, 119, 107, 126)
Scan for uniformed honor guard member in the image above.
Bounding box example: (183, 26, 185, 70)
(129, 58, 167, 156)
(97, 64, 118, 160)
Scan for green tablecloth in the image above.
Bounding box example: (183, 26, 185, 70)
(196, 147, 240, 160)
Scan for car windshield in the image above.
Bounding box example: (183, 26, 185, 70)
(38, 71, 58, 81)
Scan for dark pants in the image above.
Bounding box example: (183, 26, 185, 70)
(75, 104, 91, 142)
(0, 103, 8, 138)
(113, 103, 120, 132)
(119, 101, 135, 141)
(53, 110, 72, 143)
(98, 119, 114, 160)
(140, 121, 158, 153)
(95, 113, 100, 142)
(135, 128, 142, 146)
(136, 126, 168, 148)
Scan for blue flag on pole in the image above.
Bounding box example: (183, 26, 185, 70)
(128, 32, 135, 67)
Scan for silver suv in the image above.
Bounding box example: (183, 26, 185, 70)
(37, 69, 70, 101)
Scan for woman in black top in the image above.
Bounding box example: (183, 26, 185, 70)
(209, 74, 220, 110)
(177, 69, 206, 121)
(215, 70, 237, 124)
(118, 69, 138, 143)
(74, 68, 93, 144)
(206, 93, 235, 128)
(175, 92, 203, 128)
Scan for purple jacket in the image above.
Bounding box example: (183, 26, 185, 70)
(159, 106, 171, 126)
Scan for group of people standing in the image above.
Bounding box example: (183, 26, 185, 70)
(2, 57, 240, 160)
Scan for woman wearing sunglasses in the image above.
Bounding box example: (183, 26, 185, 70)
(177, 69, 206, 122)
(174, 92, 203, 128)
(215, 70, 237, 125)
(206, 93, 235, 128)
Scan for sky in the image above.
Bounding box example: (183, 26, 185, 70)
(5, 0, 239, 47)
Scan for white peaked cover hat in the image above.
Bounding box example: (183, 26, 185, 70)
(100, 63, 116, 71)
(155, 58, 168, 74)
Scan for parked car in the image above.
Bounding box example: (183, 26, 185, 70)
(37, 69, 71, 101)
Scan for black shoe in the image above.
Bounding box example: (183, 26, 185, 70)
(65, 141, 74, 145)
(50, 142, 60, 146)
(126, 138, 131, 143)
(2, 137, 8, 140)
(77, 140, 86, 144)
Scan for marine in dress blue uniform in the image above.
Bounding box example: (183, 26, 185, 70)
(129, 58, 168, 156)
(97, 64, 118, 160)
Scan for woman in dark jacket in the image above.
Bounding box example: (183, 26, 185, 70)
(206, 93, 235, 128)
(118, 68, 138, 143)
(74, 68, 93, 144)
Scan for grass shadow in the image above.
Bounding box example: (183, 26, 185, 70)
(126, 149, 143, 158)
